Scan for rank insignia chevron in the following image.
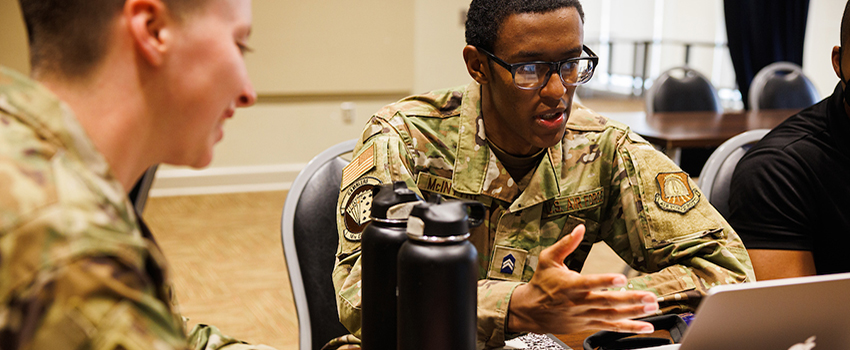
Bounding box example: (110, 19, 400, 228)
(501, 254, 516, 274)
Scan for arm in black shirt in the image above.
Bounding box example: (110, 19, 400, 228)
(728, 147, 816, 280)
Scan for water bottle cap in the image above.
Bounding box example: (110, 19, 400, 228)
(407, 196, 485, 237)
(370, 181, 421, 220)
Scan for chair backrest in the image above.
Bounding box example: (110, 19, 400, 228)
(646, 66, 723, 113)
(129, 164, 158, 214)
(749, 62, 820, 111)
(281, 139, 357, 350)
(697, 129, 770, 218)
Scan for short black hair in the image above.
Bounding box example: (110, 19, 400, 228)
(19, 0, 206, 79)
(465, 0, 585, 53)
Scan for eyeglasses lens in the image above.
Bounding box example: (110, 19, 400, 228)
(513, 59, 594, 89)
(515, 65, 544, 87)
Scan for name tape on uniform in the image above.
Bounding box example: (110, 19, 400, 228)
(416, 172, 491, 206)
(542, 188, 604, 218)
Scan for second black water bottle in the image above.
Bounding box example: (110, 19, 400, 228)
(397, 196, 484, 350)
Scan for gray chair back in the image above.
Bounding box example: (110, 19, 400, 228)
(281, 139, 357, 350)
(129, 164, 158, 214)
(646, 66, 722, 114)
(749, 62, 820, 111)
(697, 129, 770, 218)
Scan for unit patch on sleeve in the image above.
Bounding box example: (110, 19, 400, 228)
(653, 172, 700, 214)
(341, 144, 376, 190)
(339, 176, 382, 241)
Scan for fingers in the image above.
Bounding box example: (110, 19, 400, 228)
(541, 224, 586, 264)
(588, 318, 656, 334)
(568, 272, 630, 291)
(579, 299, 660, 334)
(580, 290, 658, 310)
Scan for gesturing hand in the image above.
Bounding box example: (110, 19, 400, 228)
(506, 224, 659, 335)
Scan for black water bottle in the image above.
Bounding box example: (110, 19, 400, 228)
(397, 196, 485, 350)
(361, 181, 421, 350)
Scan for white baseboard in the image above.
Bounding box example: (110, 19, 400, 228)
(149, 163, 307, 197)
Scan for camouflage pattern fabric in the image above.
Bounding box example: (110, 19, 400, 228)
(0, 66, 272, 349)
(321, 334, 361, 350)
(333, 82, 755, 349)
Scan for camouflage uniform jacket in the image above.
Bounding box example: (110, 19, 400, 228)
(333, 82, 754, 349)
(0, 67, 267, 350)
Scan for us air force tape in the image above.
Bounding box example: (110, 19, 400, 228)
(340, 176, 382, 242)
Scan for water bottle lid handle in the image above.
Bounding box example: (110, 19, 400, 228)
(464, 202, 485, 228)
(370, 181, 421, 219)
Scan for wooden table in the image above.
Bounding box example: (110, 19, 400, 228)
(605, 109, 800, 163)
(553, 330, 595, 349)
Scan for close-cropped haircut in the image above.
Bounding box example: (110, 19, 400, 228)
(19, 0, 205, 79)
(465, 0, 585, 53)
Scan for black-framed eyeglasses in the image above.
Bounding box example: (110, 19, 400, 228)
(478, 45, 599, 90)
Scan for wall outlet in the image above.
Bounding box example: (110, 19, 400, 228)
(341, 102, 356, 124)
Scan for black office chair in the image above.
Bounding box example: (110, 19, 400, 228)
(645, 66, 723, 175)
(129, 164, 159, 214)
(749, 62, 820, 111)
(646, 66, 723, 114)
(281, 139, 357, 350)
(697, 129, 769, 218)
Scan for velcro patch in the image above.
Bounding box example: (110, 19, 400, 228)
(341, 144, 376, 190)
(654, 172, 700, 214)
(339, 176, 382, 241)
(416, 172, 491, 206)
(488, 246, 527, 281)
(542, 188, 604, 218)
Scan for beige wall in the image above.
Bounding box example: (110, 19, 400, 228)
(245, 1, 413, 95)
(803, 0, 845, 97)
(0, 0, 29, 75)
(413, 0, 474, 93)
(156, 0, 475, 195)
(1, 0, 844, 195)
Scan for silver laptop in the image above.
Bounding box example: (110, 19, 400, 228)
(644, 272, 850, 350)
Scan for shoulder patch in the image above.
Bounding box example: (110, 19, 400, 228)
(341, 144, 376, 189)
(654, 172, 700, 214)
(339, 176, 382, 241)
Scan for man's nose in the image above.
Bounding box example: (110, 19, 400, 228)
(539, 72, 567, 100)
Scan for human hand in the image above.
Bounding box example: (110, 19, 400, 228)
(506, 224, 659, 335)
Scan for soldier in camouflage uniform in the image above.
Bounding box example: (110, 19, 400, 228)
(333, 0, 754, 349)
(0, 1, 271, 349)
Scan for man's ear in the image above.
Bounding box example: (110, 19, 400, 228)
(463, 45, 490, 85)
(832, 45, 843, 82)
(126, 0, 171, 66)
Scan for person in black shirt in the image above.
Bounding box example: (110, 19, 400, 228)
(728, 1, 850, 279)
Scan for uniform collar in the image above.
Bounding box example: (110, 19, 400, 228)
(0, 67, 131, 216)
(452, 81, 562, 207)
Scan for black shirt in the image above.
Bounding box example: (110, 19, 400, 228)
(728, 83, 850, 275)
